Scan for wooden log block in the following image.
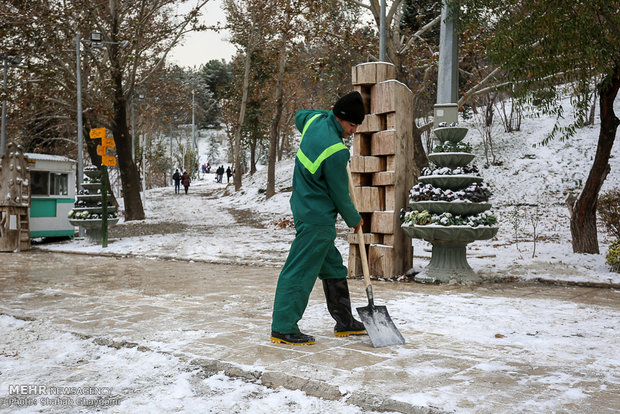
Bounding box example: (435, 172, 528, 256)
(386, 112, 396, 129)
(376, 63, 396, 83)
(353, 85, 371, 114)
(350, 155, 364, 172)
(370, 211, 395, 234)
(353, 133, 371, 156)
(370, 82, 395, 114)
(372, 171, 394, 186)
(369, 244, 394, 278)
(350, 156, 386, 173)
(351, 172, 372, 187)
(383, 234, 395, 246)
(353, 186, 383, 212)
(385, 186, 395, 210)
(364, 156, 385, 172)
(371, 130, 396, 156)
(358, 114, 385, 133)
(346, 232, 382, 244)
(385, 155, 396, 171)
(371, 80, 411, 114)
(348, 242, 373, 278)
(350, 172, 363, 187)
(348, 244, 363, 278)
(352, 62, 396, 85)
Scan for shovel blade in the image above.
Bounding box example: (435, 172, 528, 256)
(357, 304, 405, 348)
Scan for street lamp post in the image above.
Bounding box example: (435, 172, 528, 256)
(434, 0, 459, 127)
(379, 0, 386, 61)
(131, 93, 135, 163)
(169, 124, 173, 185)
(75, 35, 84, 191)
(1, 54, 22, 156)
(192, 89, 196, 159)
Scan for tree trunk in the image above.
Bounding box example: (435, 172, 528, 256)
(234, 49, 253, 191)
(110, 52, 144, 220)
(104, 5, 144, 221)
(411, 116, 429, 180)
(278, 111, 293, 161)
(266, 34, 287, 199)
(112, 85, 144, 220)
(249, 134, 257, 175)
(569, 66, 620, 253)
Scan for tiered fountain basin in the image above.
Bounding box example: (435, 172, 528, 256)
(409, 200, 492, 215)
(68, 217, 119, 230)
(68, 167, 118, 240)
(433, 126, 469, 142)
(427, 152, 475, 169)
(402, 223, 498, 244)
(402, 125, 498, 283)
(418, 174, 483, 190)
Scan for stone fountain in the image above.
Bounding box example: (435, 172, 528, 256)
(68, 166, 118, 241)
(402, 126, 498, 283)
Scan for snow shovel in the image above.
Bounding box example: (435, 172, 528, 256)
(347, 165, 406, 348)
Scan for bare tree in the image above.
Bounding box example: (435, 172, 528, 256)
(223, 0, 273, 191)
(2, 0, 212, 220)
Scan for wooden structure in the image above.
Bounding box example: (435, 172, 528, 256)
(0, 143, 31, 251)
(348, 62, 414, 278)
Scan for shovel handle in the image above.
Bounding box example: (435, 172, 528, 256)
(346, 164, 372, 290)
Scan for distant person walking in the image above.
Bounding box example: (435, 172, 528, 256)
(226, 166, 232, 183)
(217, 165, 224, 183)
(172, 169, 181, 194)
(181, 171, 191, 194)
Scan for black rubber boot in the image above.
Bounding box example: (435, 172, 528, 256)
(322, 278, 367, 337)
(270, 331, 315, 345)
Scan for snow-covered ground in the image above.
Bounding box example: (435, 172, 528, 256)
(0, 314, 386, 414)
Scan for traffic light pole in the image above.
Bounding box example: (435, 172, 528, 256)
(101, 165, 108, 248)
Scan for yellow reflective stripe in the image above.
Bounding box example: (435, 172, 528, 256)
(297, 113, 347, 174)
(297, 142, 347, 174)
(300, 113, 321, 144)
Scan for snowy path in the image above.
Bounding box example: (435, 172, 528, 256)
(1, 252, 618, 413)
(0, 316, 384, 414)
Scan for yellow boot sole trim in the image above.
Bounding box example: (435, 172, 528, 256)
(270, 336, 315, 345)
(334, 330, 367, 337)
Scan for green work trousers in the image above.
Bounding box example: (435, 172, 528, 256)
(271, 219, 347, 334)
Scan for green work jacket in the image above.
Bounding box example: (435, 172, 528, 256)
(289, 109, 361, 227)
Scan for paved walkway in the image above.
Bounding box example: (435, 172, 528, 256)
(1, 251, 618, 413)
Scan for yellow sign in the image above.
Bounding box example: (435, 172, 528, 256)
(96, 145, 105, 156)
(89, 128, 106, 139)
(102, 137, 115, 148)
(102, 156, 117, 167)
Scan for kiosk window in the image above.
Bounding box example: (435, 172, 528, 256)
(31, 171, 49, 195)
(50, 173, 68, 195)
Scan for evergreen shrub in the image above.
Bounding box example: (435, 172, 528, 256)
(598, 189, 620, 238)
(606, 239, 620, 273)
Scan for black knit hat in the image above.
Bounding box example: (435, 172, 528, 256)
(333, 91, 365, 124)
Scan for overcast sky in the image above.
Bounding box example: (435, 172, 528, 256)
(168, 0, 237, 68)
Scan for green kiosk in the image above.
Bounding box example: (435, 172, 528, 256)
(26, 153, 77, 239)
